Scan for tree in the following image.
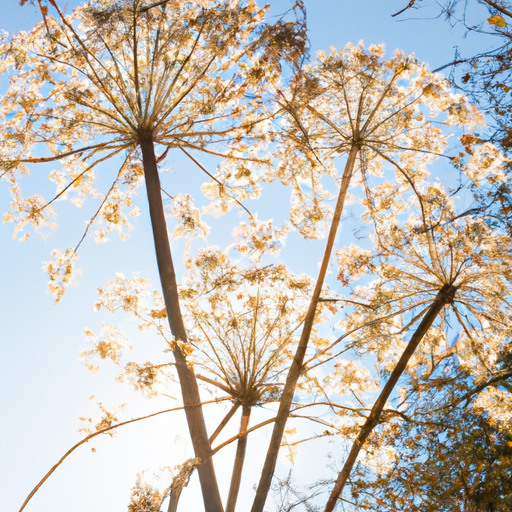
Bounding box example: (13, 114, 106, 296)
(394, 0, 512, 154)
(349, 363, 512, 511)
(0, 1, 305, 510)
(406, 0, 512, 241)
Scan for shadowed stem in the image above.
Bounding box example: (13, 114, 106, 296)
(226, 404, 252, 512)
(323, 283, 457, 512)
(140, 135, 224, 512)
(251, 144, 360, 512)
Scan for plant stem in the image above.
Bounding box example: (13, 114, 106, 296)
(250, 144, 360, 512)
(140, 136, 224, 512)
(226, 404, 252, 512)
(323, 283, 457, 512)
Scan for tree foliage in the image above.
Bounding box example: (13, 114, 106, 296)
(394, 0, 512, 154)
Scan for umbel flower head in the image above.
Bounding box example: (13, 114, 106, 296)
(0, 0, 306, 299)
(272, 42, 483, 238)
(335, 170, 512, 380)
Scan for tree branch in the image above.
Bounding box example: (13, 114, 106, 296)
(392, 0, 418, 18)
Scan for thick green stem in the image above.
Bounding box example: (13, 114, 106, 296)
(250, 145, 360, 512)
(225, 404, 252, 512)
(140, 136, 224, 512)
(323, 284, 457, 512)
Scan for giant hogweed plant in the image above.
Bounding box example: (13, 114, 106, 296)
(21, 249, 332, 512)
(0, 0, 306, 510)
(251, 42, 485, 512)
(319, 151, 512, 510)
(1, 3, 501, 510)
(83, 250, 321, 512)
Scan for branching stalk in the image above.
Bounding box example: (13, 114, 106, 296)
(250, 144, 360, 512)
(323, 283, 457, 512)
(226, 404, 252, 512)
(139, 135, 224, 512)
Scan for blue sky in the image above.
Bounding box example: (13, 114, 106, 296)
(0, 1, 496, 511)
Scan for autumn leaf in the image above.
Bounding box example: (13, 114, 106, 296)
(460, 133, 484, 155)
(497, 82, 512, 93)
(488, 15, 507, 28)
(150, 308, 167, 319)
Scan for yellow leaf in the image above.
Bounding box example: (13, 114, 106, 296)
(488, 15, 507, 27)
(150, 308, 167, 319)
